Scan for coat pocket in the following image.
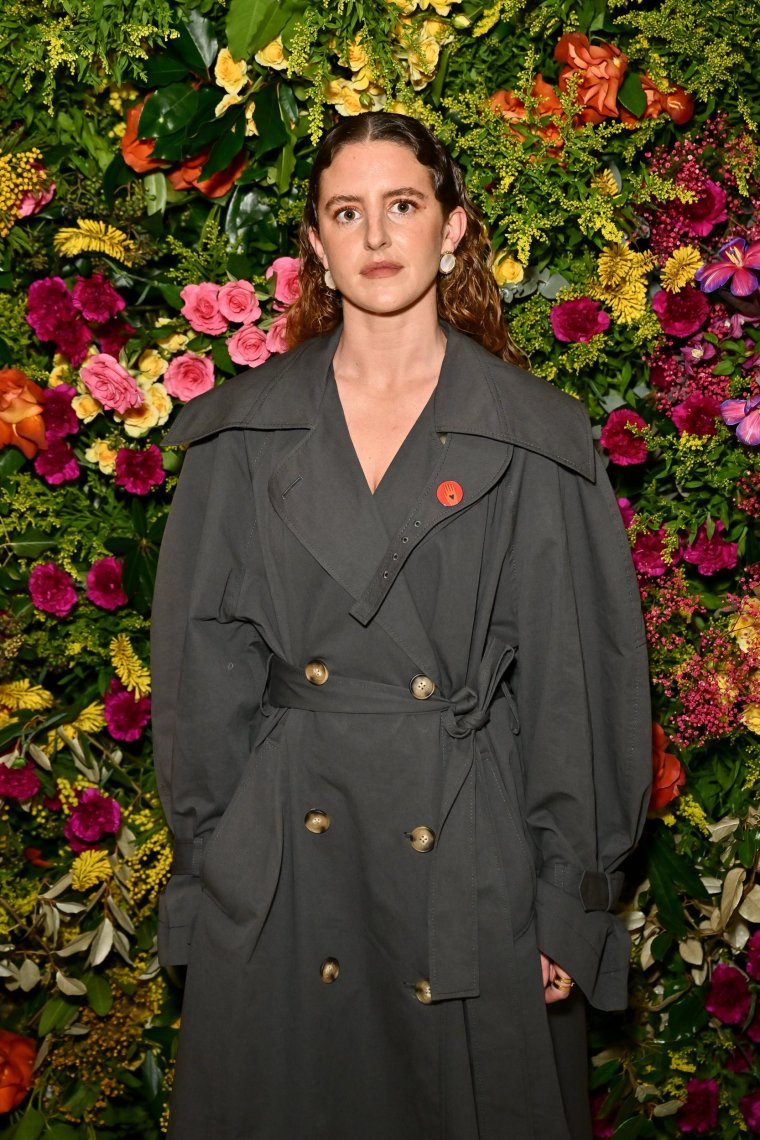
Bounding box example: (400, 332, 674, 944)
(480, 750, 537, 939)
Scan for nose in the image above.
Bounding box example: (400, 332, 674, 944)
(364, 207, 389, 250)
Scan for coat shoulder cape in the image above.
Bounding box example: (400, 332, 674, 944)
(162, 324, 596, 483)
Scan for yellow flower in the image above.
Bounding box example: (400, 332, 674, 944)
(114, 383, 172, 438)
(598, 242, 637, 288)
(71, 849, 113, 892)
(418, 0, 461, 12)
(137, 349, 167, 383)
(84, 439, 119, 475)
(155, 320, 188, 354)
(245, 101, 259, 137)
(347, 36, 369, 73)
(604, 278, 648, 323)
(0, 680, 53, 711)
(591, 170, 619, 197)
(661, 246, 703, 293)
(731, 597, 760, 653)
(53, 220, 136, 266)
(324, 78, 383, 117)
(48, 360, 75, 387)
(214, 47, 248, 95)
(110, 634, 151, 697)
(72, 392, 103, 423)
(215, 92, 244, 118)
(493, 254, 525, 287)
(743, 702, 760, 734)
(70, 702, 105, 733)
(254, 37, 288, 71)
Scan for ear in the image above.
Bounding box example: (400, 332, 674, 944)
(308, 226, 328, 268)
(443, 206, 468, 253)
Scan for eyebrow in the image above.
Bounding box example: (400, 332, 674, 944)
(322, 186, 428, 210)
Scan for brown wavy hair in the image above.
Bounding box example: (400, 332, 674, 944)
(285, 111, 522, 364)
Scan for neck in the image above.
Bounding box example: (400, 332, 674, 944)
(334, 302, 446, 390)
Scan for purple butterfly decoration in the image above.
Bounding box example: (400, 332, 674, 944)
(720, 393, 760, 445)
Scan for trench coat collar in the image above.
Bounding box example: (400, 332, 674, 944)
(163, 322, 595, 484)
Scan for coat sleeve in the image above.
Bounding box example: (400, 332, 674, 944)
(508, 448, 651, 1011)
(150, 429, 269, 966)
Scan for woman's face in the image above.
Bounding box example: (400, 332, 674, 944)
(309, 139, 467, 321)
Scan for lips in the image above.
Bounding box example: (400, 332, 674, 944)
(360, 262, 403, 278)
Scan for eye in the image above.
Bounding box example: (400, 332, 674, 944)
(335, 207, 359, 223)
(391, 199, 417, 215)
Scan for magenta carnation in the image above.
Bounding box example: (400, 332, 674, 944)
(86, 557, 128, 610)
(682, 521, 738, 576)
(98, 317, 136, 358)
(652, 286, 710, 338)
(631, 529, 680, 578)
(63, 786, 121, 852)
(55, 318, 94, 367)
(28, 562, 77, 617)
(33, 439, 80, 485)
(740, 1090, 760, 1134)
(114, 444, 166, 495)
(617, 498, 636, 528)
(677, 1078, 719, 1134)
(26, 276, 76, 341)
(42, 384, 78, 441)
(550, 297, 610, 343)
(746, 930, 760, 981)
(670, 393, 721, 436)
(72, 273, 126, 324)
(103, 678, 151, 742)
(680, 178, 728, 238)
(599, 408, 648, 465)
(705, 963, 751, 1025)
(0, 759, 41, 801)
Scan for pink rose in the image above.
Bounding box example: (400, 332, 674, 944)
(28, 563, 77, 617)
(266, 256, 301, 308)
(228, 324, 271, 368)
(218, 280, 261, 325)
(80, 353, 143, 414)
(163, 352, 215, 402)
(180, 283, 228, 336)
(599, 408, 648, 465)
(682, 521, 738, 576)
(265, 315, 289, 355)
(652, 286, 709, 338)
(550, 297, 611, 343)
(670, 393, 721, 436)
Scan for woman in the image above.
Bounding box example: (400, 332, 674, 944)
(151, 111, 651, 1139)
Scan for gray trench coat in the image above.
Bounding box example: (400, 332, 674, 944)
(151, 324, 651, 1140)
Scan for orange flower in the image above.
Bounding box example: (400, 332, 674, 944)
(0, 369, 46, 459)
(489, 76, 565, 153)
(120, 99, 166, 174)
(648, 722, 686, 813)
(167, 149, 247, 199)
(555, 32, 627, 122)
(0, 1028, 36, 1113)
(619, 76, 695, 127)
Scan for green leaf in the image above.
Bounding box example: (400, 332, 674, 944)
(211, 339, 237, 376)
(143, 53, 190, 87)
(174, 11, 219, 71)
(0, 448, 26, 476)
(272, 141, 296, 196)
(143, 171, 168, 216)
(44, 1124, 82, 1139)
(226, 0, 306, 60)
(277, 83, 298, 130)
(224, 185, 276, 251)
(138, 84, 200, 139)
(199, 111, 245, 181)
(159, 283, 184, 310)
(612, 1117, 650, 1138)
(38, 995, 78, 1037)
(102, 153, 133, 205)
(85, 972, 113, 1016)
(251, 86, 289, 155)
(10, 530, 56, 558)
(666, 992, 709, 1040)
(11, 1107, 45, 1140)
(617, 72, 647, 119)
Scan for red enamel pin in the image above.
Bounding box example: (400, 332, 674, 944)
(436, 480, 463, 507)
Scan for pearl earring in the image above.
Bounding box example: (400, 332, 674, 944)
(439, 252, 456, 275)
(324, 268, 336, 290)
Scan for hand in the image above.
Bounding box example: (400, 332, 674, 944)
(540, 951, 575, 1004)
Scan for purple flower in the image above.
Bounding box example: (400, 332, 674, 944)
(72, 273, 126, 324)
(705, 963, 751, 1025)
(0, 759, 41, 801)
(682, 521, 738, 576)
(746, 930, 760, 981)
(677, 1078, 719, 1134)
(721, 394, 760, 445)
(63, 787, 121, 852)
(114, 445, 165, 495)
(670, 393, 721, 436)
(550, 297, 611, 343)
(103, 678, 151, 742)
(33, 439, 80, 485)
(695, 237, 760, 297)
(41, 384, 78, 442)
(652, 287, 710, 338)
(681, 338, 716, 373)
(86, 557, 128, 610)
(599, 408, 648, 465)
(28, 563, 77, 617)
(740, 1089, 760, 1134)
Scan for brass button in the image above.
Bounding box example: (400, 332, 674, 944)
(415, 978, 432, 1004)
(305, 659, 329, 685)
(320, 957, 340, 983)
(410, 674, 435, 700)
(409, 826, 436, 852)
(305, 809, 331, 834)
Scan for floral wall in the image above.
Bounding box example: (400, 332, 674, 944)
(1, 0, 759, 1135)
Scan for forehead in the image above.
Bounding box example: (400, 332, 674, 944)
(317, 139, 436, 203)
